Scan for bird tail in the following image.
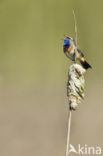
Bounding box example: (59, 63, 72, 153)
(80, 58, 92, 70)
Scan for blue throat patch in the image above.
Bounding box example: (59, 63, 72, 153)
(63, 39, 70, 50)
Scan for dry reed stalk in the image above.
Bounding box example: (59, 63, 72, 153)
(66, 64, 86, 156)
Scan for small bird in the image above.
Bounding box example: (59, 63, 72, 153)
(63, 35, 92, 69)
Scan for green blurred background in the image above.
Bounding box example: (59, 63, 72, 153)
(0, 0, 103, 155)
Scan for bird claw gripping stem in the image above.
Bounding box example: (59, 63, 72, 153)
(67, 64, 86, 110)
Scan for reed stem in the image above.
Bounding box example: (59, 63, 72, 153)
(66, 110, 72, 156)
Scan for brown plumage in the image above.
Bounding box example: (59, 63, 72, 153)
(76, 48, 92, 69)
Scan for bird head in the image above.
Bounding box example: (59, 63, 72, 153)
(64, 35, 73, 46)
(64, 35, 73, 41)
(63, 35, 74, 51)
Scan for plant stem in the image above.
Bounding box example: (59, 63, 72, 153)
(66, 110, 72, 156)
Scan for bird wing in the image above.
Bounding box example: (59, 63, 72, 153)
(77, 47, 84, 57)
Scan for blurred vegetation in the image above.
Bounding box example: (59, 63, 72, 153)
(0, 0, 102, 88)
(0, 1, 103, 156)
